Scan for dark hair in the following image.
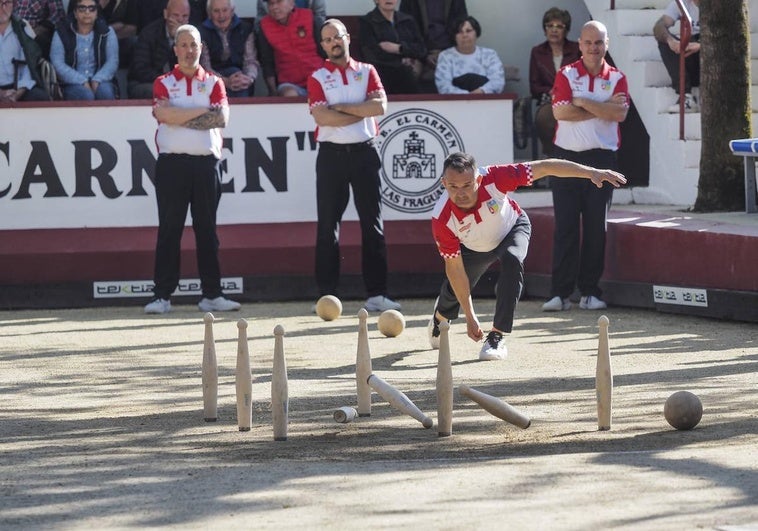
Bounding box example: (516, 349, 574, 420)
(452, 16, 481, 39)
(443, 152, 476, 175)
(542, 7, 571, 33)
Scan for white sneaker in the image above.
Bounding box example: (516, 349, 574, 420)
(479, 331, 508, 361)
(364, 295, 401, 312)
(666, 93, 699, 113)
(198, 296, 241, 312)
(145, 298, 171, 314)
(579, 295, 607, 310)
(542, 296, 571, 312)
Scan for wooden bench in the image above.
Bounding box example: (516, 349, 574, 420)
(728, 138, 758, 213)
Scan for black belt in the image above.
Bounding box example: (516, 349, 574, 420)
(319, 140, 375, 152)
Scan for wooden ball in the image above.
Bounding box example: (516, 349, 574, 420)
(315, 295, 342, 321)
(378, 309, 405, 337)
(664, 390, 703, 430)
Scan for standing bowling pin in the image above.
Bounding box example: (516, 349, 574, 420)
(436, 321, 453, 437)
(596, 315, 613, 431)
(236, 318, 253, 432)
(271, 324, 288, 441)
(201, 312, 218, 422)
(356, 308, 372, 417)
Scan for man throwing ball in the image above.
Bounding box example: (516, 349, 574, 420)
(429, 152, 626, 360)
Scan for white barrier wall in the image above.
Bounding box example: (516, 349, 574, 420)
(0, 97, 513, 230)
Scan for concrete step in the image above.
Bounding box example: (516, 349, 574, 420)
(614, 9, 661, 35)
(640, 58, 758, 87)
(613, 0, 669, 9)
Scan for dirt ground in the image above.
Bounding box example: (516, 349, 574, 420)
(1, 298, 756, 530)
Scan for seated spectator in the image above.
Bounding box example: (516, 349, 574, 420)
(653, 0, 700, 113)
(529, 7, 580, 156)
(199, 0, 258, 98)
(68, 0, 138, 66)
(127, 0, 188, 99)
(50, 0, 118, 100)
(434, 16, 504, 95)
(256, 0, 325, 28)
(13, 0, 65, 58)
(359, 0, 426, 94)
(257, 0, 323, 97)
(128, 0, 203, 34)
(399, 0, 467, 92)
(0, 1, 50, 101)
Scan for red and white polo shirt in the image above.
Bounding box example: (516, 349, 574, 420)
(552, 59, 629, 152)
(153, 65, 227, 159)
(307, 58, 384, 144)
(431, 164, 533, 259)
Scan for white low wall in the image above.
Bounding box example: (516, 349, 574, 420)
(0, 96, 513, 230)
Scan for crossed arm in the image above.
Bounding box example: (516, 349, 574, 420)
(553, 92, 629, 122)
(154, 100, 230, 130)
(310, 92, 387, 127)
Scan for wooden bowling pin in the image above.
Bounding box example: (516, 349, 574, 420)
(367, 374, 433, 429)
(272, 324, 288, 441)
(356, 308, 372, 417)
(459, 385, 531, 429)
(201, 312, 218, 422)
(236, 318, 253, 432)
(436, 321, 453, 437)
(596, 315, 613, 431)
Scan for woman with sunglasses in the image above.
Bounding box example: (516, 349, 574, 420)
(50, 0, 118, 100)
(528, 7, 580, 156)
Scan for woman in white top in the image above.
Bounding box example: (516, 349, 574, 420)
(434, 16, 504, 95)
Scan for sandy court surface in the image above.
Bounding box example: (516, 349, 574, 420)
(1, 298, 756, 529)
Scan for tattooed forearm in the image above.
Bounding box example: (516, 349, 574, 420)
(183, 107, 227, 130)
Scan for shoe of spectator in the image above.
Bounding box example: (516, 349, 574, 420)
(145, 298, 171, 314)
(364, 295, 401, 312)
(667, 93, 699, 113)
(542, 296, 571, 311)
(479, 330, 508, 361)
(198, 296, 241, 312)
(579, 295, 607, 310)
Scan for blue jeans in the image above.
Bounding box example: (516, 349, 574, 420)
(62, 81, 117, 100)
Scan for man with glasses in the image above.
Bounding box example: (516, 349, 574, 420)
(257, 0, 323, 97)
(0, 0, 49, 101)
(306, 18, 402, 313)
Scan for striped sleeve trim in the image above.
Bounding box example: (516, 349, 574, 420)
(439, 250, 461, 260)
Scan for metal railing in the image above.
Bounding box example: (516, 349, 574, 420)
(609, 0, 693, 139)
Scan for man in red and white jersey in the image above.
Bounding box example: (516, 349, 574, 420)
(430, 152, 626, 360)
(544, 20, 629, 313)
(307, 18, 401, 313)
(144, 24, 240, 315)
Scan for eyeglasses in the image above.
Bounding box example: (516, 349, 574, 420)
(545, 23, 566, 30)
(76, 5, 98, 12)
(321, 33, 347, 45)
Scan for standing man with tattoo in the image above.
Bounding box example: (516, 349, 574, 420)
(144, 24, 240, 315)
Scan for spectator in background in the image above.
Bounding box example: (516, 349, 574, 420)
(128, 0, 203, 34)
(434, 15, 504, 95)
(529, 7, 580, 156)
(13, 0, 65, 57)
(50, 0, 118, 100)
(256, 0, 325, 28)
(199, 0, 258, 98)
(258, 0, 323, 97)
(68, 0, 138, 66)
(653, 0, 700, 113)
(542, 21, 629, 313)
(399, 0, 467, 92)
(127, 0, 188, 99)
(0, 0, 50, 101)
(359, 0, 426, 94)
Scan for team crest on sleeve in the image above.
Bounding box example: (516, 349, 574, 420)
(486, 198, 500, 214)
(375, 108, 464, 214)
